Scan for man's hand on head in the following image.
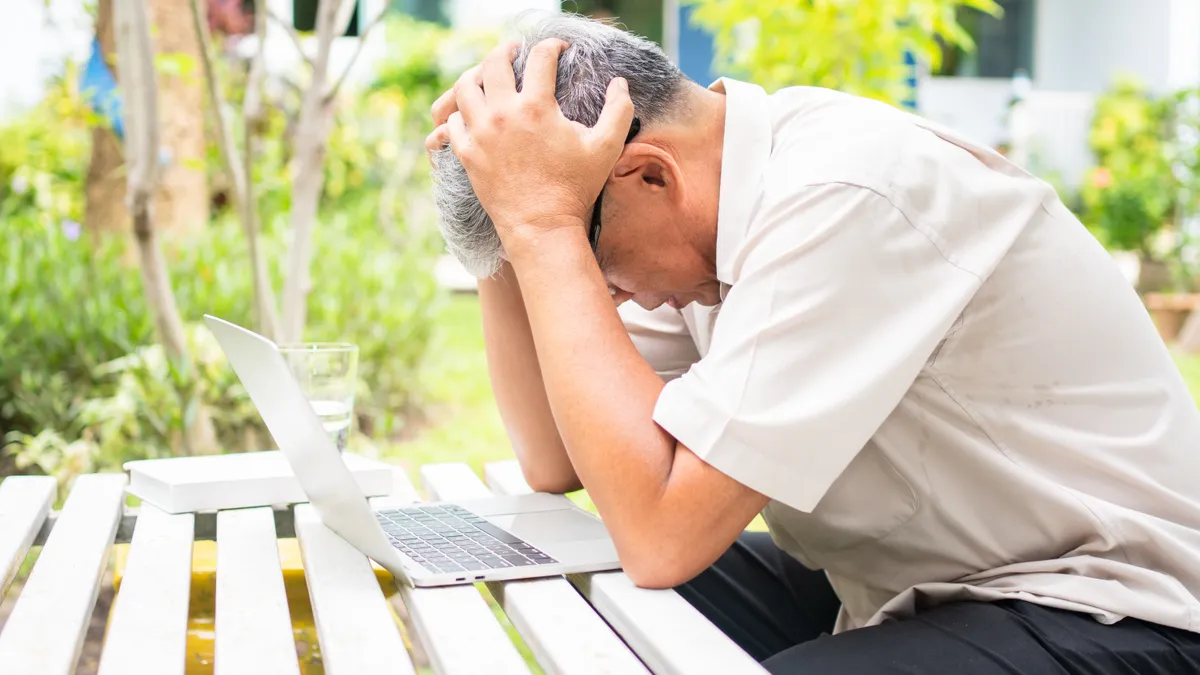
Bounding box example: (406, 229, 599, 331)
(439, 39, 634, 256)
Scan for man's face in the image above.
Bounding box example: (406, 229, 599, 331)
(589, 142, 723, 311)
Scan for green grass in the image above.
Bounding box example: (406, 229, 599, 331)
(379, 294, 513, 484)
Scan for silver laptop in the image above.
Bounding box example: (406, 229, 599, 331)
(204, 314, 621, 587)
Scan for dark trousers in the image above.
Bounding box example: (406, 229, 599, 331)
(675, 532, 1200, 674)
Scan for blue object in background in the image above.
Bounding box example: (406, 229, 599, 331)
(900, 49, 919, 111)
(676, 4, 717, 86)
(81, 36, 124, 140)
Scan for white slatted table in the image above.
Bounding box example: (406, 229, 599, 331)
(0, 461, 763, 674)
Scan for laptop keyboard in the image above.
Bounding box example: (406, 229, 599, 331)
(375, 505, 558, 575)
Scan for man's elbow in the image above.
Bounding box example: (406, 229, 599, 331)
(521, 464, 583, 494)
(618, 537, 709, 590)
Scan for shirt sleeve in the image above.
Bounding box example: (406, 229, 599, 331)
(652, 183, 983, 512)
(619, 303, 701, 382)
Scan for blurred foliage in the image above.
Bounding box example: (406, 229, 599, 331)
(0, 13, 461, 485)
(0, 65, 95, 232)
(1080, 77, 1178, 259)
(682, 0, 1001, 105)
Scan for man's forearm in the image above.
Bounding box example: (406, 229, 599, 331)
(504, 229, 681, 554)
(479, 262, 582, 493)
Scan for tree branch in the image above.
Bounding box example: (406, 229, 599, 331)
(269, 10, 315, 68)
(118, 0, 217, 455)
(190, 0, 245, 209)
(324, 8, 388, 103)
(191, 0, 280, 339)
(243, 0, 282, 339)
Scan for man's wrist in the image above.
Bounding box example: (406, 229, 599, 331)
(500, 218, 592, 269)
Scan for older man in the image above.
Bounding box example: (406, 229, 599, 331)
(426, 13, 1200, 674)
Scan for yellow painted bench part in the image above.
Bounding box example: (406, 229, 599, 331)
(108, 539, 407, 675)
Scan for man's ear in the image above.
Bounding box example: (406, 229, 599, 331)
(611, 143, 685, 202)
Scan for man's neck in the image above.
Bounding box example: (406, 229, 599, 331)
(663, 84, 727, 273)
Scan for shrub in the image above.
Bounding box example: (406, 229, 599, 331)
(1080, 78, 1178, 260)
(0, 18, 453, 484)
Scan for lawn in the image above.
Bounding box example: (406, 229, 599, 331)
(380, 294, 513, 482)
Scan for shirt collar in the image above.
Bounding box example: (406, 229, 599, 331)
(708, 77, 773, 287)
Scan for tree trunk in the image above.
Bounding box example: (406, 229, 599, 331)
(241, 0, 282, 339)
(280, 101, 332, 343)
(116, 0, 217, 455)
(279, 0, 343, 343)
(190, 0, 281, 339)
(86, 0, 209, 236)
(84, 0, 129, 235)
(148, 0, 210, 235)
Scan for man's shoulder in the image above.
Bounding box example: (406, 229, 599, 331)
(762, 87, 922, 195)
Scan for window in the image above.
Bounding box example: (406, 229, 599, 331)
(936, 0, 1035, 78)
(392, 0, 448, 25)
(292, 0, 364, 36)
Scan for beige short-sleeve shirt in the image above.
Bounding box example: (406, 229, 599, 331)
(624, 78, 1200, 634)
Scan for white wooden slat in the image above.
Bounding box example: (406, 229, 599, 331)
(483, 461, 532, 498)
(370, 469, 530, 675)
(576, 572, 765, 675)
(0, 476, 56, 600)
(97, 504, 194, 675)
(0, 473, 126, 675)
(216, 508, 300, 675)
(422, 463, 649, 675)
(294, 502, 414, 675)
(484, 460, 767, 675)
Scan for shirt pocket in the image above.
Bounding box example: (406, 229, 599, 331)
(763, 441, 919, 570)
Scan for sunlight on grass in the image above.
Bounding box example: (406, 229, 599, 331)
(380, 295, 513, 488)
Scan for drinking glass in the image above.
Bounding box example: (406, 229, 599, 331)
(278, 342, 358, 453)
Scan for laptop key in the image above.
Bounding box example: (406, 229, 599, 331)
(437, 563, 464, 572)
(501, 555, 535, 567)
(460, 561, 488, 571)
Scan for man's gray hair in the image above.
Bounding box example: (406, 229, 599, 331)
(432, 13, 689, 278)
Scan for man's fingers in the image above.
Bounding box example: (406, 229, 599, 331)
(453, 67, 487, 124)
(521, 39, 568, 100)
(481, 41, 519, 104)
(591, 77, 636, 152)
(425, 124, 451, 158)
(446, 111, 470, 158)
(432, 66, 478, 126)
(430, 88, 457, 127)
